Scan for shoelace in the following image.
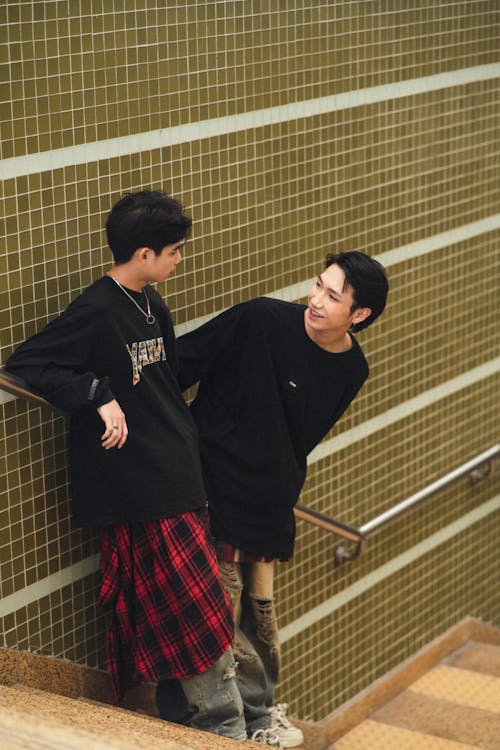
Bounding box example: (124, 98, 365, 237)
(269, 703, 293, 729)
(251, 727, 283, 747)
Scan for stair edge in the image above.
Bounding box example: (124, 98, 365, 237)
(322, 617, 500, 744)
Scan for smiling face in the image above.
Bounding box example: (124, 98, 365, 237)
(304, 263, 371, 351)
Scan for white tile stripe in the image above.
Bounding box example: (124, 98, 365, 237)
(173, 213, 500, 336)
(1, 63, 499, 181)
(279, 493, 500, 644)
(2, 214, 500, 427)
(1, 364, 498, 618)
(2, 357, 498, 463)
(1, 493, 498, 624)
(1, 50, 499, 615)
(308, 358, 500, 465)
(0, 554, 100, 619)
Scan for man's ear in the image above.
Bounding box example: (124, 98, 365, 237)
(134, 246, 152, 262)
(352, 307, 371, 325)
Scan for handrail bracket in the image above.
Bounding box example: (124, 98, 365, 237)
(333, 538, 366, 566)
(295, 445, 499, 568)
(469, 459, 495, 485)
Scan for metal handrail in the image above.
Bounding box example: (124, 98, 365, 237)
(1, 367, 364, 541)
(295, 445, 499, 565)
(1, 368, 497, 566)
(294, 504, 365, 544)
(359, 444, 499, 537)
(0, 368, 56, 410)
(293, 504, 366, 565)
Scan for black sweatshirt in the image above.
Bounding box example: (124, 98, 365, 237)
(6, 276, 206, 527)
(177, 297, 368, 558)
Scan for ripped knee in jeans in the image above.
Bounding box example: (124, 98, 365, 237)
(219, 561, 243, 590)
(248, 596, 279, 648)
(222, 661, 238, 681)
(218, 562, 244, 611)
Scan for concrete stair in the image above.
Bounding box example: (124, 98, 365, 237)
(0, 620, 498, 749)
(329, 640, 500, 750)
(0, 682, 251, 750)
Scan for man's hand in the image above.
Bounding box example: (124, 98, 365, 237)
(97, 399, 128, 449)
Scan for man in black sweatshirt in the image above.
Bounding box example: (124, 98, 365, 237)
(177, 251, 389, 747)
(6, 190, 246, 742)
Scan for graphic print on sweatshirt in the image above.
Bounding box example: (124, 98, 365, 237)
(126, 337, 166, 385)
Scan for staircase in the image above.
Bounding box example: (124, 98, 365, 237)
(0, 682, 250, 750)
(329, 640, 500, 750)
(1, 621, 499, 749)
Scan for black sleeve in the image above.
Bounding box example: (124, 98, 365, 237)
(330, 376, 367, 429)
(323, 361, 369, 441)
(5, 297, 115, 414)
(176, 304, 243, 391)
(159, 301, 179, 379)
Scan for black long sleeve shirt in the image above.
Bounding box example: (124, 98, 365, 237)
(177, 297, 368, 558)
(6, 276, 206, 527)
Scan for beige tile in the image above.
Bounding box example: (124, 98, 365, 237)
(410, 666, 500, 715)
(333, 720, 480, 750)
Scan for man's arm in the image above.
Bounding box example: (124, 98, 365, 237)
(320, 364, 369, 447)
(5, 299, 127, 449)
(176, 304, 242, 391)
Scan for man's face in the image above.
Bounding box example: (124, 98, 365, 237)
(306, 263, 360, 335)
(146, 240, 185, 282)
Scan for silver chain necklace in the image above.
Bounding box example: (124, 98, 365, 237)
(109, 275, 156, 324)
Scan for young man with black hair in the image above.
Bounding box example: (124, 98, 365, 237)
(177, 251, 389, 747)
(5, 190, 246, 741)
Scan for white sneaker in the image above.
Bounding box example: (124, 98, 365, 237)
(268, 703, 304, 748)
(251, 727, 283, 747)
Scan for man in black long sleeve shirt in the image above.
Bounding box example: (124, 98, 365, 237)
(6, 191, 246, 741)
(177, 252, 389, 747)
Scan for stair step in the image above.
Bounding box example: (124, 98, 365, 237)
(409, 665, 500, 714)
(331, 719, 481, 749)
(445, 641, 500, 678)
(373, 690, 500, 750)
(328, 634, 500, 750)
(0, 683, 245, 750)
(0, 705, 166, 750)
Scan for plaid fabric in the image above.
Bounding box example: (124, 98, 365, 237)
(98, 507, 234, 703)
(215, 540, 290, 563)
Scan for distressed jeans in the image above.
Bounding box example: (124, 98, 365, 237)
(156, 646, 246, 741)
(218, 560, 280, 735)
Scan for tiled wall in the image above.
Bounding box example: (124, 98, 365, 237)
(1, 0, 499, 722)
(3, 1, 499, 159)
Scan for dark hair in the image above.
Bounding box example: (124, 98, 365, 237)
(105, 190, 192, 263)
(325, 251, 389, 331)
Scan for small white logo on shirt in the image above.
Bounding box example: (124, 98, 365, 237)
(289, 380, 297, 388)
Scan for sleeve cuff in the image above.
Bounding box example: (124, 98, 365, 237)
(87, 376, 115, 409)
